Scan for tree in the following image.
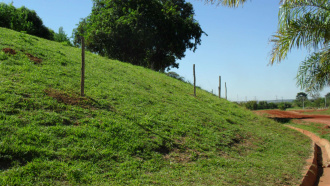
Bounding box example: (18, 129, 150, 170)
(258, 101, 268, 110)
(296, 92, 308, 101)
(278, 102, 292, 110)
(295, 92, 307, 107)
(54, 27, 68, 42)
(202, 0, 247, 7)
(244, 101, 258, 110)
(326, 92, 330, 99)
(73, 0, 205, 71)
(270, 0, 330, 93)
(54, 27, 72, 46)
(0, 3, 54, 40)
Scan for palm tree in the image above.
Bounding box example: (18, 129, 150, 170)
(205, 0, 330, 92)
(202, 0, 247, 7)
(270, 0, 330, 92)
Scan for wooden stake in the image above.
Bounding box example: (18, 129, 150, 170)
(225, 82, 227, 100)
(193, 64, 196, 97)
(81, 36, 85, 97)
(219, 76, 221, 98)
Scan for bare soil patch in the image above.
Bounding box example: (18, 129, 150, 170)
(44, 88, 94, 109)
(256, 110, 330, 124)
(25, 53, 42, 64)
(2, 48, 16, 55)
(44, 88, 114, 112)
(1, 48, 43, 64)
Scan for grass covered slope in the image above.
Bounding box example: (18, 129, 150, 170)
(0, 27, 310, 185)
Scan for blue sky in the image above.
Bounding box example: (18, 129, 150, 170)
(2, 0, 330, 101)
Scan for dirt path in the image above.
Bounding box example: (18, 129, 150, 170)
(287, 126, 330, 186)
(256, 110, 330, 125)
(256, 110, 330, 185)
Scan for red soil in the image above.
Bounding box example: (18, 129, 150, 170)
(256, 110, 330, 121)
(25, 53, 42, 64)
(257, 109, 330, 185)
(2, 48, 16, 55)
(1, 48, 42, 64)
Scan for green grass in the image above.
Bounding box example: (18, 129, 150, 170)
(0, 27, 311, 185)
(302, 108, 330, 115)
(289, 120, 330, 142)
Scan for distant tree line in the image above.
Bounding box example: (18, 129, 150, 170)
(0, 2, 71, 45)
(240, 101, 292, 111)
(293, 92, 330, 109)
(241, 91, 330, 111)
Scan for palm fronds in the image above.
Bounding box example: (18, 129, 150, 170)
(297, 52, 330, 92)
(202, 0, 248, 7)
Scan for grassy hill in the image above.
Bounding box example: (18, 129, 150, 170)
(0, 27, 310, 185)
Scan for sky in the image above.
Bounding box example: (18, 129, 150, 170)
(2, 0, 330, 101)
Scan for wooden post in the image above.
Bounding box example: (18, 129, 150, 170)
(225, 82, 227, 100)
(193, 64, 196, 97)
(218, 76, 221, 98)
(81, 36, 85, 97)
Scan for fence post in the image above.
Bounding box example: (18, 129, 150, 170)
(219, 76, 221, 98)
(225, 82, 227, 100)
(81, 36, 85, 97)
(193, 64, 196, 97)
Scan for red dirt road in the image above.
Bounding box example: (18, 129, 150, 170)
(256, 110, 330, 125)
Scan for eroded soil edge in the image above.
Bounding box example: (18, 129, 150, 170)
(287, 126, 330, 186)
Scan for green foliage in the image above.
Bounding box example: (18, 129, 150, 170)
(257, 101, 268, 110)
(53, 27, 72, 46)
(73, 0, 205, 71)
(203, 0, 247, 7)
(242, 101, 278, 110)
(244, 101, 258, 110)
(296, 92, 307, 101)
(294, 92, 308, 107)
(165, 71, 185, 81)
(326, 92, 330, 99)
(0, 3, 54, 40)
(270, 0, 330, 92)
(0, 28, 310, 185)
(278, 102, 292, 111)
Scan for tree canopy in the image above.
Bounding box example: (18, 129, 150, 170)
(296, 92, 308, 101)
(0, 2, 54, 40)
(74, 0, 205, 71)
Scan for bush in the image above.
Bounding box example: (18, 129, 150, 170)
(245, 101, 258, 110)
(267, 102, 278, 109)
(278, 102, 292, 110)
(258, 101, 268, 110)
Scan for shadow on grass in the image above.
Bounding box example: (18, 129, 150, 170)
(272, 118, 292, 123)
(44, 88, 115, 112)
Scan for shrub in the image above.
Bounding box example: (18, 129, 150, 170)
(258, 101, 268, 110)
(278, 102, 292, 110)
(245, 101, 258, 110)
